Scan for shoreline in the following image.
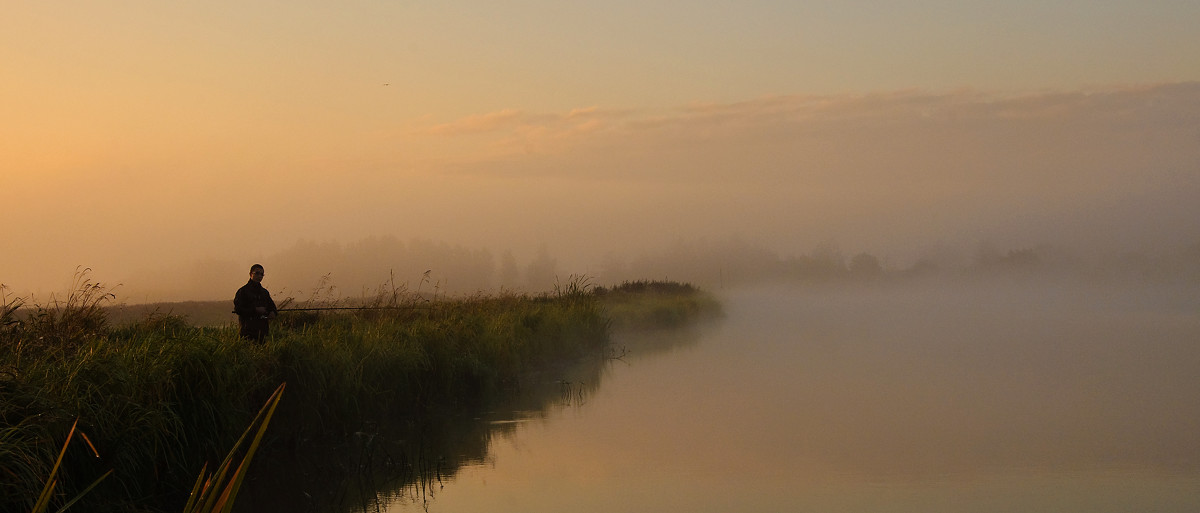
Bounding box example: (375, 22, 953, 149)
(1, 281, 719, 513)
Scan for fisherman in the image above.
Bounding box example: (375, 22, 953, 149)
(233, 264, 277, 342)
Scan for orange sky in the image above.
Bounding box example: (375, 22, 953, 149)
(3, 2, 1199, 301)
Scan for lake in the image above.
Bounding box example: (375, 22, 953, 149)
(259, 277, 1200, 513)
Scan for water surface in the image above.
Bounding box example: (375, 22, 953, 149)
(383, 278, 1200, 512)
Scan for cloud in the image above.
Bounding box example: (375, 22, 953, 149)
(420, 106, 634, 139)
(415, 83, 1197, 199)
(425, 108, 524, 135)
(407, 82, 1200, 260)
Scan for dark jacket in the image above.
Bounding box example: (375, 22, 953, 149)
(234, 279, 277, 340)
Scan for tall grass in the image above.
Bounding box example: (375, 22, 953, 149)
(595, 280, 722, 330)
(0, 276, 710, 512)
(1, 284, 24, 336)
(16, 268, 115, 356)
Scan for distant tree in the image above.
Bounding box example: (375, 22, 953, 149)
(810, 242, 846, 270)
(784, 242, 847, 282)
(905, 258, 940, 276)
(973, 242, 1042, 273)
(849, 252, 883, 277)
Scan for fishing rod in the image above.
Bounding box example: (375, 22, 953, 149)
(275, 305, 431, 312)
(235, 300, 436, 315)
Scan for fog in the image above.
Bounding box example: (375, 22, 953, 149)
(716, 279, 1200, 473)
(5, 83, 1200, 303)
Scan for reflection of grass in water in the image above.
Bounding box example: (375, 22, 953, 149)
(241, 347, 618, 512)
(1, 275, 714, 512)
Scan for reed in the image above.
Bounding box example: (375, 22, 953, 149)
(0, 276, 710, 512)
(595, 280, 722, 330)
(182, 382, 285, 513)
(16, 268, 115, 357)
(1, 284, 23, 335)
(29, 419, 112, 513)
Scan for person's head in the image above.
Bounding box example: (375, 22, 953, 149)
(249, 264, 265, 283)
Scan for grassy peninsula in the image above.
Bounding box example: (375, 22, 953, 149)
(0, 276, 719, 513)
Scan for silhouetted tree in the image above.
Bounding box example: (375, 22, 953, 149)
(849, 252, 883, 278)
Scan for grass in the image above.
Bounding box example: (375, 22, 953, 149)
(595, 280, 723, 330)
(29, 419, 112, 513)
(182, 382, 284, 513)
(0, 273, 715, 512)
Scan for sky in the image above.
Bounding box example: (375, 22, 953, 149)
(3, 1, 1199, 301)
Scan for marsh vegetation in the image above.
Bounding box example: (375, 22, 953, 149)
(0, 272, 718, 513)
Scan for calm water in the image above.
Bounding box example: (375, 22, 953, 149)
(372, 279, 1199, 512)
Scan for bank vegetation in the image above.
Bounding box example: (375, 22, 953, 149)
(0, 273, 719, 513)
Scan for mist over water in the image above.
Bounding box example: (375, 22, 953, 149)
(387, 278, 1200, 513)
(725, 279, 1200, 475)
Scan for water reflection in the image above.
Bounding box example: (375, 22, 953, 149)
(235, 324, 709, 513)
